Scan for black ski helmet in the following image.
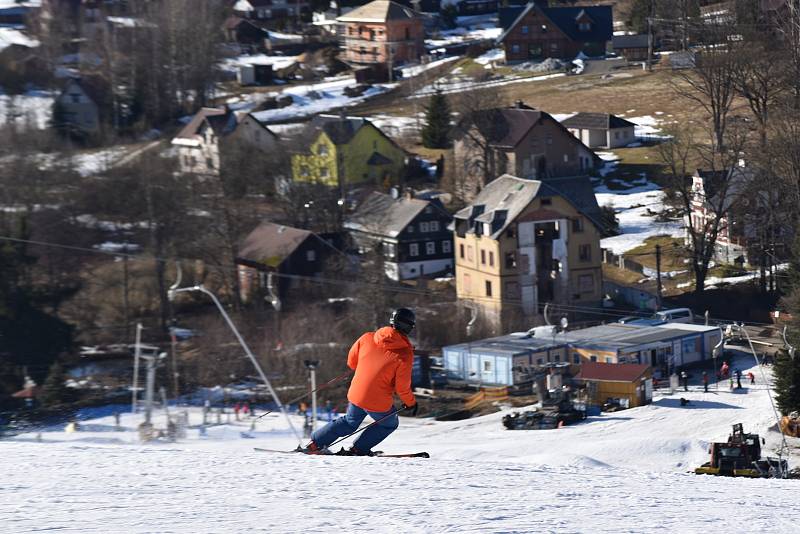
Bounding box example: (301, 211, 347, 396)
(390, 307, 415, 335)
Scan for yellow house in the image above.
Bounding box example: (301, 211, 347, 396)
(291, 115, 406, 187)
(453, 174, 604, 333)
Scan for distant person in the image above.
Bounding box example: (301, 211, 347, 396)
(735, 369, 743, 390)
(234, 402, 241, 421)
(242, 402, 250, 416)
(720, 361, 730, 379)
(747, 371, 755, 385)
(680, 371, 688, 392)
(303, 308, 418, 456)
(702, 371, 709, 393)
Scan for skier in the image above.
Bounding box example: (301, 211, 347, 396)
(747, 371, 755, 385)
(702, 371, 709, 393)
(303, 308, 418, 456)
(680, 370, 688, 392)
(720, 361, 729, 378)
(735, 368, 743, 389)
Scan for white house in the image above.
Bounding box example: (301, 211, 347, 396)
(561, 112, 636, 149)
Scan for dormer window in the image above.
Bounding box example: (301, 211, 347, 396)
(578, 21, 591, 31)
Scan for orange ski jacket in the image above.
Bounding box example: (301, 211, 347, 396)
(346, 326, 416, 412)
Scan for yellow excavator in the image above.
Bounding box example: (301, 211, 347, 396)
(695, 423, 789, 478)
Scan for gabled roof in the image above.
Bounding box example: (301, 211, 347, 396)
(309, 115, 368, 145)
(538, 176, 603, 230)
(454, 175, 542, 239)
(337, 0, 418, 23)
(237, 221, 313, 268)
(612, 34, 650, 49)
(498, 4, 613, 45)
(60, 76, 108, 107)
(172, 107, 237, 146)
(465, 107, 544, 150)
(561, 112, 636, 131)
(345, 192, 449, 238)
(576, 362, 650, 383)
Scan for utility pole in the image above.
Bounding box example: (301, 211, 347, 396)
(131, 323, 143, 415)
(141, 352, 166, 425)
(304, 360, 320, 432)
(646, 0, 655, 72)
(122, 248, 130, 341)
(655, 244, 662, 310)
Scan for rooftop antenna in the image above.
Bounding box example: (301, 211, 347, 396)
(168, 262, 301, 445)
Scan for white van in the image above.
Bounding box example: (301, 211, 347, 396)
(654, 308, 695, 324)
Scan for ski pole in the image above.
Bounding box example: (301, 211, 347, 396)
(255, 369, 353, 421)
(327, 405, 412, 450)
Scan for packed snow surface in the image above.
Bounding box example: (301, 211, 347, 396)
(1, 354, 797, 532)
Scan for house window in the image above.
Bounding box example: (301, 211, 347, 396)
(426, 242, 436, 255)
(480, 249, 486, 265)
(590, 355, 598, 362)
(546, 135, 553, 145)
(409, 243, 419, 257)
(579, 22, 591, 32)
(605, 357, 613, 363)
(317, 144, 328, 156)
(507, 226, 515, 238)
(573, 353, 580, 364)
(407, 224, 414, 233)
(512, 44, 520, 54)
(541, 198, 552, 206)
(459, 243, 465, 258)
(537, 358, 544, 365)
(579, 244, 592, 262)
(563, 154, 569, 162)
(485, 280, 493, 297)
(70, 94, 81, 104)
(443, 240, 452, 254)
(521, 25, 529, 34)
(573, 218, 584, 233)
(306, 250, 316, 262)
(489, 251, 494, 267)
(420, 222, 430, 232)
(300, 166, 309, 176)
(467, 246, 474, 261)
(505, 252, 516, 268)
(320, 167, 329, 178)
(384, 242, 397, 259)
(615, 131, 620, 139)
(579, 274, 594, 293)
(429, 221, 440, 232)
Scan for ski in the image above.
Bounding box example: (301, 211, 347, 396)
(253, 447, 429, 458)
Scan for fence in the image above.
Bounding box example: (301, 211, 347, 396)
(602, 248, 645, 275)
(464, 386, 509, 410)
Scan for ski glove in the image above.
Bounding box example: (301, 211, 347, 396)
(403, 403, 418, 417)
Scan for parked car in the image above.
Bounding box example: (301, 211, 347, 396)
(654, 308, 695, 324)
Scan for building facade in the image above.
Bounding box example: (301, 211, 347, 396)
(452, 102, 598, 199)
(345, 191, 453, 280)
(453, 174, 604, 333)
(337, 0, 424, 67)
(561, 112, 636, 149)
(291, 115, 406, 187)
(498, 3, 613, 62)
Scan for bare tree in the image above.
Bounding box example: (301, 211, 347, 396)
(671, 24, 737, 151)
(659, 124, 750, 294)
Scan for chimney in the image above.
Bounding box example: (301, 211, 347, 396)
(404, 187, 414, 200)
(515, 100, 525, 109)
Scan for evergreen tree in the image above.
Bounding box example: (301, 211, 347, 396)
(774, 350, 800, 415)
(421, 90, 451, 149)
(39, 360, 70, 408)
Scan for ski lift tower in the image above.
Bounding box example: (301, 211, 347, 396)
(167, 263, 301, 445)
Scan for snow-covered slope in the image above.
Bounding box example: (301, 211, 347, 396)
(2, 353, 797, 532)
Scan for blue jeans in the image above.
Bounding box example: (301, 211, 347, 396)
(311, 403, 399, 453)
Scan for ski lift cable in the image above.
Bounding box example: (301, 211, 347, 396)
(740, 324, 790, 477)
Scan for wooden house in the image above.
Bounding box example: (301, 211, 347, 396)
(498, 3, 613, 62)
(576, 361, 652, 409)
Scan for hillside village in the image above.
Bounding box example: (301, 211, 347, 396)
(2, 0, 800, 531)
